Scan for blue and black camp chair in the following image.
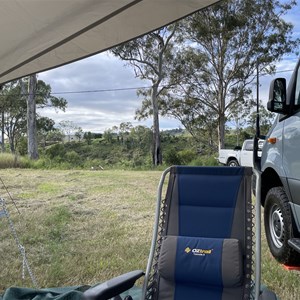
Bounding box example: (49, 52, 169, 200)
(84, 166, 277, 300)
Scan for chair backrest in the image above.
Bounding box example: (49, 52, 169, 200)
(145, 166, 253, 300)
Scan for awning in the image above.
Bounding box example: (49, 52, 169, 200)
(0, 0, 219, 85)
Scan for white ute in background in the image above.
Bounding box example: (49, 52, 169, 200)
(218, 139, 264, 167)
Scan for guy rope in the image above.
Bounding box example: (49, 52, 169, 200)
(0, 179, 38, 288)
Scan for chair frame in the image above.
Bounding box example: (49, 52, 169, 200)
(142, 166, 262, 300)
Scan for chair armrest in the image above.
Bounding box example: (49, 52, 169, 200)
(258, 288, 278, 300)
(83, 270, 145, 300)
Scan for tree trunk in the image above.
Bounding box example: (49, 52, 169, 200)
(0, 84, 4, 152)
(217, 79, 226, 150)
(1, 111, 5, 152)
(151, 84, 162, 166)
(9, 135, 15, 153)
(218, 113, 226, 150)
(27, 75, 39, 160)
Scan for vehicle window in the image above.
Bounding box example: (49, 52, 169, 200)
(295, 65, 300, 105)
(244, 141, 253, 151)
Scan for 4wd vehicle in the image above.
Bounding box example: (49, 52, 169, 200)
(218, 139, 263, 167)
(261, 58, 300, 265)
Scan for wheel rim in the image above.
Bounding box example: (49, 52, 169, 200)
(269, 203, 285, 248)
(228, 161, 237, 167)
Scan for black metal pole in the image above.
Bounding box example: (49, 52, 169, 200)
(253, 60, 261, 172)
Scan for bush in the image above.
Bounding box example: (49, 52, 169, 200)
(189, 155, 219, 166)
(177, 149, 197, 165)
(45, 144, 66, 159)
(65, 151, 81, 165)
(16, 137, 27, 156)
(164, 148, 181, 165)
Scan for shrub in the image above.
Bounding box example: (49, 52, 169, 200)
(45, 144, 66, 159)
(177, 149, 197, 165)
(65, 151, 81, 165)
(164, 148, 181, 165)
(189, 155, 219, 166)
(16, 137, 27, 156)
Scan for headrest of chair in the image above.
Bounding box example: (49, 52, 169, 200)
(158, 236, 243, 288)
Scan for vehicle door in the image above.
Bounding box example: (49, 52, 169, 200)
(240, 140, 254, 167)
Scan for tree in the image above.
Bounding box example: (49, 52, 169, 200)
(247, 101, 275, 136)
(160, 94, 219, 154)
(119, 122, 132, 145)
(75, 127, 83, 142)
(0, 82, 27, 153)
(27, 74, 39, 159)
(0, 79, 67, 154)
(227, 97, 256, 146)
(161, 0, 299, 149)
(129, 125, 152, 150)
(84, 131, 93, 145)
(0, 85, 4, 152)
(36, 116, 56, 148)
(112, 26, 178, 166)
(103, 129, 113, 143)
(58, 120, 78, 142)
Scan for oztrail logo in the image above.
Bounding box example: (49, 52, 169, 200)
(185, 247, 191, 253)
(185, 247, 213, 256)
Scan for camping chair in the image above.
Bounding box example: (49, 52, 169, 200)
(84, 166, 278, 300)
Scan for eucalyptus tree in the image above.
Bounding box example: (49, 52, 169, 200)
(0, 79, 67, 154)
(26, 75, 38, 159)
(247, 101, 276, 136)
(58, 120, 78, 142)
(112, 26, 179, 166)
(163, 0, 298, 149)
(0, 82, 27, 153)
(119, 122, 133, 145)
(37, 116, 56, 148)
(159, 92, 219, 153)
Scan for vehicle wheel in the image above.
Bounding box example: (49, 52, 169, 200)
(264, 187, 300, 265)
(227, 159, 239, 167)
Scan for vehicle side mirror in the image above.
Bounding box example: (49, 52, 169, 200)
(267, 78, 288, 114)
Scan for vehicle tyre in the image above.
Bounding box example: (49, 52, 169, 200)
(264, 187, 300, 265)
(227, 159, 239, 167)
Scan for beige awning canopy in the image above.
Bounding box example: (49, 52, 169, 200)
(0, 0, 219, 85)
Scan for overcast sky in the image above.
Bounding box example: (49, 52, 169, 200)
(38, 5, 300, 133)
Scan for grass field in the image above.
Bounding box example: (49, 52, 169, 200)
(0, 169, 299, 299)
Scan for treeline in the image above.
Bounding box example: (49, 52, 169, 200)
(0, 119, 272, 170)
(31, 125, 217, 169)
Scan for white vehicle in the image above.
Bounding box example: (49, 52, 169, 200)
(260, 58, 300, 266)
(218, 139, 263, 167)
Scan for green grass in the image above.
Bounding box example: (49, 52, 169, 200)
(0, 169, 299, 299)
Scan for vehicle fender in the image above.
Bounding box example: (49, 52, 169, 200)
(261, 153, 284, 177)
(226, 155, 239, 164)
(259, 168, 300, 235)
(261, 122, 285, 177)
(261, 140, 290, 207)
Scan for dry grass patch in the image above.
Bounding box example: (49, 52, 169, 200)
(0, 169, 299, 300)
(0, 169, 159, 291)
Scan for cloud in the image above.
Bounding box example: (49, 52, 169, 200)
(39, 52, 181, 132)
(38, 53, 181, 132)
(39, 53, 141, 131)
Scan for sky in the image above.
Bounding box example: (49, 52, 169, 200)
(38, 4, 300, 134)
